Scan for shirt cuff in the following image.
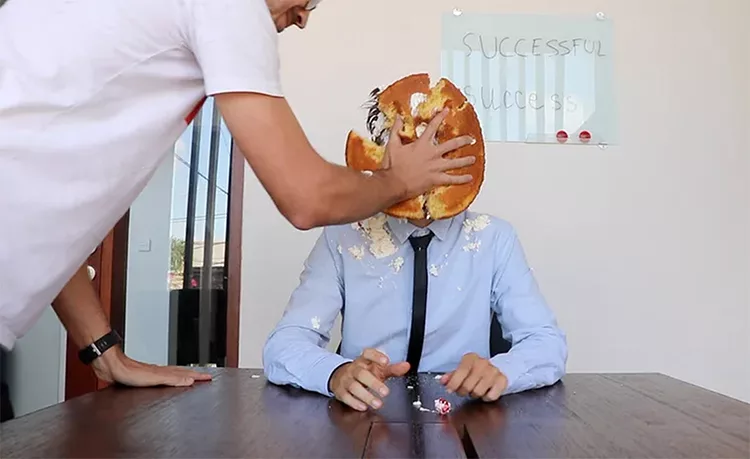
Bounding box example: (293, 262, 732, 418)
(309, 353, 352, 397)
(490, 353, 526, 395)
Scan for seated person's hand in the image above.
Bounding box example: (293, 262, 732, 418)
(328, 348, 410, 411)
(439, 353, 508, 402)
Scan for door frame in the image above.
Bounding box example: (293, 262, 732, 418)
(225, 144, 244, 368)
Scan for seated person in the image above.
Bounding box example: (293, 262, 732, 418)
(263, 210, 567, 411)
(264, 81, 566, 411)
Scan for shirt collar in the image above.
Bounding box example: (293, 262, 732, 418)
(386, 212, 466, 244)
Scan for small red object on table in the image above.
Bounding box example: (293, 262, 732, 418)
(434, 398, 452, 415)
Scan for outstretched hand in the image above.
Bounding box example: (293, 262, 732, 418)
(383, 109, 476, 199)
(92, 346, 212, 388)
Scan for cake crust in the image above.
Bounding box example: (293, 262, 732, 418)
(345, 74, 485, 220)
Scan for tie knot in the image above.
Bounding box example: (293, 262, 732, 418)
(409, 232, 433, 251)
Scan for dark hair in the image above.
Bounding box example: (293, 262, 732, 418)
(362, 87, 387, 145)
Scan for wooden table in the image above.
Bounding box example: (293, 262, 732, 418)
(1, 369, 747, 458)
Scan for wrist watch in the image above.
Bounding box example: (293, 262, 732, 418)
(78, 330, 122, 365)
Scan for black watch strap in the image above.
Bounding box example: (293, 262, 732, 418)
(78, 330, 122, 365)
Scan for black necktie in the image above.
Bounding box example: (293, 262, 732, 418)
(406, 232, 433, 375)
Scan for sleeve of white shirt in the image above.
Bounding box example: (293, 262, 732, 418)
(263, 229, 351, 397)
(185, 0, 283, 97)
(489, 226, 568, 395)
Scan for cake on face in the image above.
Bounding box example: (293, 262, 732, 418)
(345, 74, 485, 220)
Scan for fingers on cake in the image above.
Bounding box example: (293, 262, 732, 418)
(345, 73, 486, 220)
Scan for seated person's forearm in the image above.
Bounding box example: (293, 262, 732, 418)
(263, 329, 350, 396)
(490, 327, 567, 395)
(51, 265, 112, 348)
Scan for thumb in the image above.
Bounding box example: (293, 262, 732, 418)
(379, 144, 391, 169)
(387, 362, 411, 377)
(382, 117, 404, 170)
(387, 116, 404, 148)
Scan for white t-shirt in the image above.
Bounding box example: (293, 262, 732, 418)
(0, 0, 283, 350)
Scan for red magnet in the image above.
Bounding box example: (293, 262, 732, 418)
(434, 398, 452, 415)
(556, 130, 568, 143)
(579, 130, 592, 143)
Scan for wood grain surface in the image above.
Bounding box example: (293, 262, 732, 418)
(1, 370, 747, 458)
(460, 373, 749, 459)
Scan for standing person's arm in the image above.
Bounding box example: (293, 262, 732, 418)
(53, 265, 212, 387)
(219, 95, 474, 230)
(185, 0, 475, 230)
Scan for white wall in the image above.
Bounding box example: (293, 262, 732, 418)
(6, 308, 66, 416)
(241, 0, 750, 402)
(124, 154, 174, 365)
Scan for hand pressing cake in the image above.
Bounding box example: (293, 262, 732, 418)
(345, 73, 485, 220)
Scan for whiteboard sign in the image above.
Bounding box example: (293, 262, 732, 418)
(441, 13, 616, 145)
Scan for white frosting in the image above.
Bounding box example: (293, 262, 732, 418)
(463, 214, 491, 233)
(462, 240, 481, 252)
(461, 216, 489, 253)
(371, 112, 388, 145)
(311, 316, 321, 330)
(348, 245, 365, 260)
(374, 112, 386, 131)
(390, 256, 405, 273)
(356, 214, 398, 259)
(410, 93, 428, 116)
(381, 130, 391, 145)
(415, 123, 428, 138)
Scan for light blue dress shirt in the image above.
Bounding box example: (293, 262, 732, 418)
(263, 211, 567, 397)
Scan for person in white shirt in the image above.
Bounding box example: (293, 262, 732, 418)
(0, 0, 475, 387)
